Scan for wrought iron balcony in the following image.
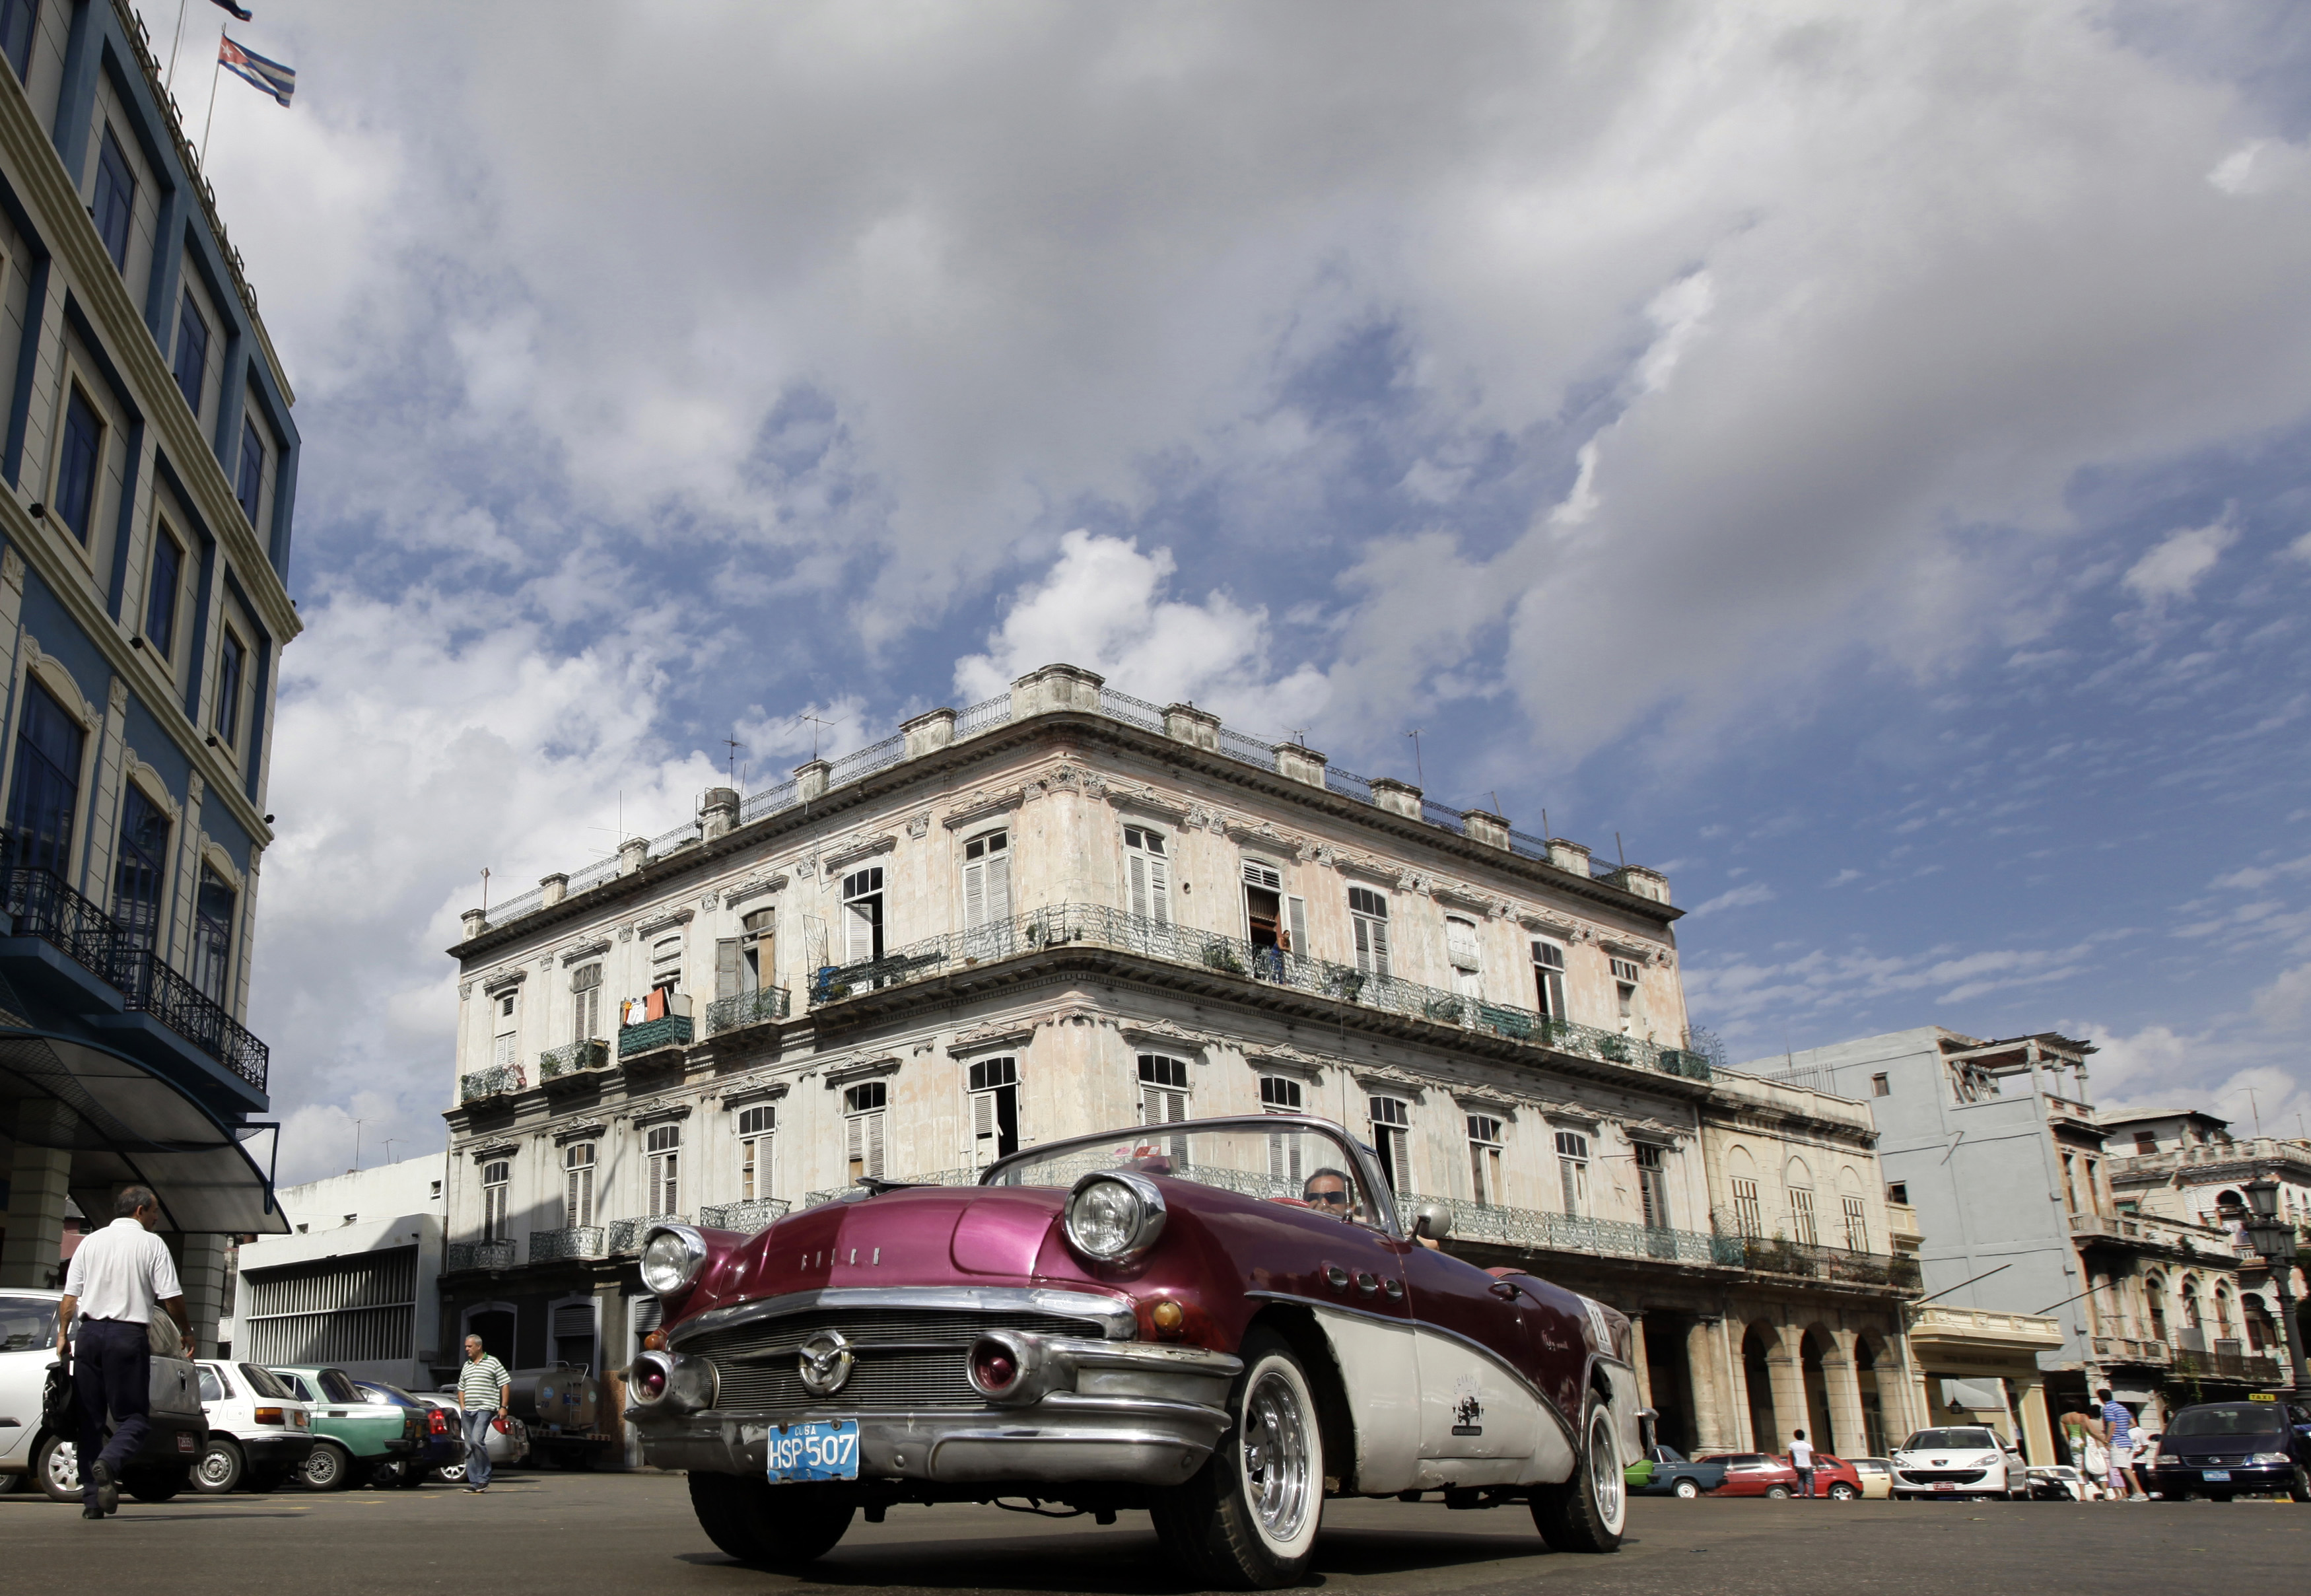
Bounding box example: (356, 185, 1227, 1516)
(697, 1197, 792, 1233)
(808, 903, 1713, 1084)
(458, 1064, 527, 1103)
(444, 1239, 516, 1272)
(706, 986, 791, 1035)
(618, 1015, 693, 1057)
(527, 1226, 605, 1263)
(605, 1214, 687, 1254)
(538, 1039, 611, 1082)
(2166, 1335, 2283, 1383)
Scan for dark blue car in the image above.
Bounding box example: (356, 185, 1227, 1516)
(2146, 1397, 2311, 1502)
(355, 1381, 463, 1486)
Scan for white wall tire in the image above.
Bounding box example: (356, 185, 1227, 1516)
(1152, 1328, 1326, 1589)
(1531, 1397, 1627, 1552)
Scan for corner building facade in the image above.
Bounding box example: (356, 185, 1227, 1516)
(0, 0, 298, 1347)
(438, 666, 1923, 1462)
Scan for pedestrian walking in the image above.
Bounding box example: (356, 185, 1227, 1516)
(52, 1185, 193, 1520)
(1789, 1428, 1816, 1498)
(2096, 1387, 2146, 1501)
(2057, 1408, 2104, 1499)
(456, 1333, 512, 1492)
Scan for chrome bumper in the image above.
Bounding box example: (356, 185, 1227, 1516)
(631, 1337, 1240, 1487)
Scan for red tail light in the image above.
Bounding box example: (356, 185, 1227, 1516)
(429, 1409, 450, 1436)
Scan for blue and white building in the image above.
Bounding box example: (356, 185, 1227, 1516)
(0, 0, 298, 1352)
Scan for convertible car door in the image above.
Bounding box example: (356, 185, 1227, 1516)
(1397, 1248, 1558, 1480)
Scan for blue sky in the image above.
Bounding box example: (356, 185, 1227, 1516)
(138, 1, 2311, 1177)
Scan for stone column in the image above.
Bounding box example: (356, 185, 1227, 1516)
(1, 1100, 76, 1288)
(1824, 1329, 1869, 1457)
(1765, 1323, 1808, 1448)
(1722, 1322, 1756, 1449)
(2015, 1375, 2055, 1465)
(1688, 1317, 1735, 1451)
(1626, 1312, 1653, 1410)
(173, 1232, 232, 1357)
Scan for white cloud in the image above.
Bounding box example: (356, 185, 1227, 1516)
(1689, 882, 1776, 917)
(2122, 517, 2240, 605)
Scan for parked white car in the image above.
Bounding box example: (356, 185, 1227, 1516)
(1890, 1426, 2022, 1501)
(417, 1389, 529, 1483)
(0, 1288, 207, 1502)
(193, 1360, 316, 1493)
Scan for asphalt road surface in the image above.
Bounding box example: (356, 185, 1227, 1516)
(2, 1473, 2302, 1595)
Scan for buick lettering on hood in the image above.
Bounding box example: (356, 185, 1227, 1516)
(626, 1115, 1643, 1588)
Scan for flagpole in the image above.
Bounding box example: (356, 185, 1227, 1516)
(198, 22, 225, 164)
(164, 0, 188, 91)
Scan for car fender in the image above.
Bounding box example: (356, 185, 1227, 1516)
(1581, 1353, 1645, 1473)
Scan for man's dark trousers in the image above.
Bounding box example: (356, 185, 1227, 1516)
(75, 1319, 151, 1500)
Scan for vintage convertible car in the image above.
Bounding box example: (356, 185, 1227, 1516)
(627, 1114, 1642, 1588)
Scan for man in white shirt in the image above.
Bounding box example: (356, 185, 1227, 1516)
(1789, 1428, 1816, 1498)
(53, 1185, 191, 1519)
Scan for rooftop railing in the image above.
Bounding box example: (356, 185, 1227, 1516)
(808, 901, 1711, 1082)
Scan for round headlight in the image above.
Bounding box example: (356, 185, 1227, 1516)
(640, 1224, 708, 1296)
(1064, 1171, 1167, 1265)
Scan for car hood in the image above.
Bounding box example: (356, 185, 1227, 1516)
(1892, 1450, 2003, 1465)
(2158, 1435, 2283, 1457)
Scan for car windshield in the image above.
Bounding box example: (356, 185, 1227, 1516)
(1901, 1429, 1997, 1451)
(2168, 1404, 2285, 1438)
(985, 1121, 1387, 1228)
(0, 1294, 57, 1350)
(238, 1364, 294, 1400)
(1651, 1445, 1688, 1463)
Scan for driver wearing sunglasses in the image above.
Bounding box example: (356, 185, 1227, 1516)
(1302, 1168, 1359, 1218)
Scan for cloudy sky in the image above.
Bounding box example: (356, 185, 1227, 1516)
(141, 1, 2311, 1179)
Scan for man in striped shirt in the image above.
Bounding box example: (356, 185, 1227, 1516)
(2098, 1387, 2145, 1501)
(456, 1335, 512, 1492)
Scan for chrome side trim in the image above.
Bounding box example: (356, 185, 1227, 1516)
(667, 1285, 1136, 1347)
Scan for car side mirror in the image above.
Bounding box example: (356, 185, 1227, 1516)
(1412, 1202, 1453, 1242)
(1638, 1407, 1660, 1454)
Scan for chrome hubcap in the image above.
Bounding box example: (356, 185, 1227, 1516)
(1242, 1369, 1313, 1543)
(197, 1449, 233, 1485)
(1588, 1414, 1622, 1524)
(46, 1441, 77, 1492)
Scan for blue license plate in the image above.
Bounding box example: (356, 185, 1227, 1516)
(767, 1420, 860, 1482)
(2202, 1469, 2231, 1482)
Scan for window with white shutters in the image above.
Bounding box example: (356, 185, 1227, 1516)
(845, 1081, 887, 1181)
(481, 1160, 510, 1241)
(1468, 1115, 1504, 1207)
(737, 1105, 775, 1200)
(1369, 1096, 1412, 1197)
(743, 909, 773, 987)
(1243, 860, 1290, 971)
(563, 1143, 596, 1228)
(843, 868, 885, 964)
(1123, 827, 1171, 925)
(646, 1123, 681, 1214)
(1555, 1130, 1590, 1216)
(1348, 887, 1390, 977)
(1788, 1183, 1818, 1246)
(493, 990, 518, 1068)
(1731, 1176, 1764, 1237)
(1260, 1076, 1306, 1183)
(1137, 1054, 1189, 1125)
(967, 1056, 1019, 1167)
(963, 830, 1012, 927)
(1446, 915, 1482, 998)
(1635, 1142, 1669, 1230)
(1842, 1193, 1869, 1253)
(571, 963, 603, 1042)
(1531, 942, 1566, 1019)
(650, 933, 684, 996)
(1610, 956, 1641, 1033)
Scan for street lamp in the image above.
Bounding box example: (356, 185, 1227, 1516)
(2242, 1176, 2308, 1393)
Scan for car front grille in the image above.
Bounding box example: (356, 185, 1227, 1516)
(681, 1307, 1107, 1414)
(1897, 1469, 1986, 1484)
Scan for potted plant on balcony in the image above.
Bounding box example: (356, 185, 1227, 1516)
(1202, 944, 1247, 977)
(1324, 965, 1366, 1004)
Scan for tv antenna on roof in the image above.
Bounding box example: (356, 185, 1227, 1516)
(721, 735, 747, 786)
(1404, 729, 1425, 786)
(795, 712, 842, 762)
(1287, 727, 1310, 747)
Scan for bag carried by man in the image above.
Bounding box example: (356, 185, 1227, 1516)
(42, 1358, 75, 1429)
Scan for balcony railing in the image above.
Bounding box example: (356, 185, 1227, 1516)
(459, 1064, 527, 1103)
(2068, 1210, 2244, 1258)
(444, 1239, 516, 1272)
(619, 1015, 693, 1057)
(538, 1039, 611, 1082)
(808, 903, 1712, 1083)
(528, 1226, 605, 1263)
(2166, 1336, 2284, 1383)
(706, 986, 791, 1035)
(803, 1167, 979, 1209)
(606, 1214, 684, 1254)
(4, 865, 270, 1092)
(698, 1197, 792, 1233)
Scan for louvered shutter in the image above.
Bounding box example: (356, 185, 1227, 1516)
(1148, 856, 1169, 924)
(1287, 895, 1307, 954)
(715, 938, 742, 999)
(846, 900, 876, 962)
(865, 1112, 885, 1177)
(1128, 853, 1148, 919)
(963, 857, 984, 928)
(986, 850, 1011, 922)
(1369, 917, 1389, 977)
(846, 1113, 862, 1170)
(632, 1298, 662, 1336)
(972, 1092, 996, 1163)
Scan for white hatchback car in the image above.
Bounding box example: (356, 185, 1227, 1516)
(193, 1360, 316, 1493)
(1890, 1426, 2022, 1501)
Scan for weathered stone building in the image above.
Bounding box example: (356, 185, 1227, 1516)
(434, 665, 1924, 1463)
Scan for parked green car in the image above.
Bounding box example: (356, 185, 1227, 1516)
(266, 1366, 420, 1490)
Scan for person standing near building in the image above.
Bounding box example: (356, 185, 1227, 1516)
(2098, 1388, 2146, 1501)
(456, 1333, 512, 1492)
(51, 1186, 192, 1519)
(1789, 1427, 1816, 1498)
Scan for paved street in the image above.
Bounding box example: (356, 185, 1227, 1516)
(2, 1473, 2303, 1595)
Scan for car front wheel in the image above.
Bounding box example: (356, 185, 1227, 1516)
(1153, 1328, 1327, 1589)
(688, 1473, 853, 1568)
(1531, 1396, 1628, 1552)
(193, 1438, 245, 1494)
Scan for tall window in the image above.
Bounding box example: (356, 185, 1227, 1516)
(481, 1160, 510, 1242)
(145, 528, 184, 659)
(191, 864, 236, 1003)
(92, 126, 135, 272)
(962, 829, 1011, 928)
(1787, 1183, 1818, 1246)
(563, 1143, 596, 1228)
(1635, 1142, 1669, 1230)
(213, 629, 246, 749)
(1467, 1115, 1504, 1207)
(492, 990, 518, 1069)
(1731, 1176, 1764, 1237)
(236, 415, 265, 526)
(0, 0, 36, 83)
(1369, 1097, 1412, 1197)
(570, 963, 602, 1042)
(1242, 860, 1301, 971)
(645, 1124, 681, 1214)
(742, 907, 774, 987)
(1258, 1075, 1302, 1113)
(1123, 825, 1169, 924)
(1555, 1130, 1590, 1216)
(842, 866, 884, 963)
(54, 388, 102, 543)
(967, 1056, 1019, 1167)
(1138, 1054, 1189, 1126)
(648, 932, 682, 996)
(1531, 941, 1566, 1018)
(1610, 956, 1642, 1034)
(1261, 1076, 1305, 1181)
(1445, 915, 1482, 998)
(1348, 886, 1390, 977)
(172, 292, 209, 415)
(844, 1081, 887, 1182)
(1841, 1193, 1869, 1253)
(5, 680, 86, 881)
(737, 1105, 775, 1200)
(111, 784, 170, 952)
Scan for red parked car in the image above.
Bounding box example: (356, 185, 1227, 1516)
(627, 1115, 1645, 1589)
(1783, 1453, 1863, 1500)
(1696, 1452, 1801, 1496)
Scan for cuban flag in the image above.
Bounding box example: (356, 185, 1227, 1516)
(219, 35, 294, 108)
